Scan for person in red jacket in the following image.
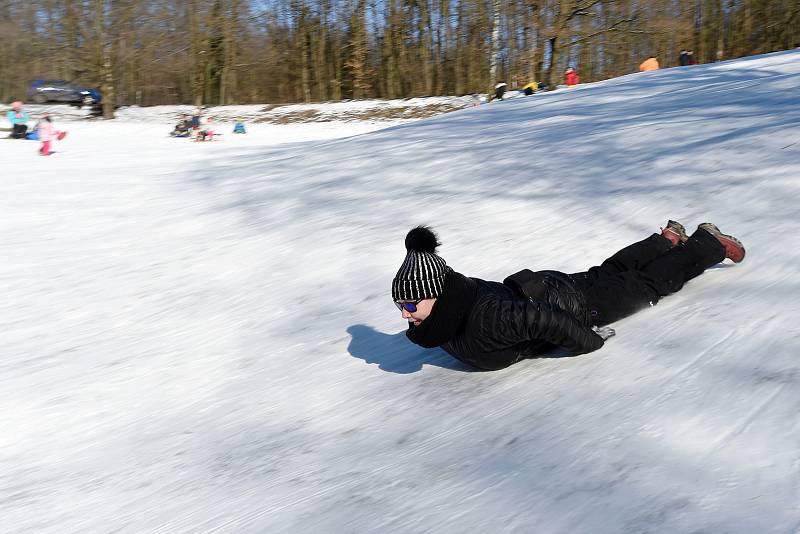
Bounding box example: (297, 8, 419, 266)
(565, 68, 580, 86)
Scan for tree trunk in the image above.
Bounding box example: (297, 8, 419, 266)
(489, 0, 502, 88)
(93, 0, 114, 118)
(102, 44, 115, 119)
(546, 36, 559, 88)
(188, 0, 204, 106)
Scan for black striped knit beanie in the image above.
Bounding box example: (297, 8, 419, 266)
(392, 226, 448, 301)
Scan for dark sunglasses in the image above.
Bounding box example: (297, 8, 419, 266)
(394, 299, 422, 312)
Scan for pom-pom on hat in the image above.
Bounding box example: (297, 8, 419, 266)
(392, 226, 449, 302)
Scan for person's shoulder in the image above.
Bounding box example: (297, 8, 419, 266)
(473, 279, 520, 304)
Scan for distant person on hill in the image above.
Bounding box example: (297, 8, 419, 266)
(391, 221, 745, 370)
(190, 107, 202, 138)
(521, 82, 539, 96)
(170, 116, 192, 137)
(6, 100, 30, 139)
(493, 82, 507, 101)
(565, 67, 580, 86)
(639, 56, 660, 72)
(679, 50, 690, 66)
(196, 115, 215, 141)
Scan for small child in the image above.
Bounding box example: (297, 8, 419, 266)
(233, 120, 246, 134)
(36, 113, 65, 156)
(197, 116, 214, 141)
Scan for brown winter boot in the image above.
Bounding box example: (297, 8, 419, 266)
(661, 220, 689, 247)
(697, 223, 746, 263)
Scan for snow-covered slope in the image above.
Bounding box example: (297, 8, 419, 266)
(2, 50, 799, 533)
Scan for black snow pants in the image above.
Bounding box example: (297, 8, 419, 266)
(10, 123, 28, 139)
(570, 228, 726, 327)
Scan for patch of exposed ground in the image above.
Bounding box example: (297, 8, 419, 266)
(253, 103, 468, 124)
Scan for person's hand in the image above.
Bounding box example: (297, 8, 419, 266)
(593, 326, 616, 340)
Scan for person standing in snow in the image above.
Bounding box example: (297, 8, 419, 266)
(639, 56, 660, 71)
(679, 50, 690, 66)
(191, 107, 202, 129)
(36, 113, 63, 156)
(6, 100, 30, 139)
(493, 82, 507, 101)
(391, 222, 745, 371)
(190, 107, 203, 139)
(565, 68, 580, 86)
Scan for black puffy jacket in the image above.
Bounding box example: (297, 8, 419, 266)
(407, 269, 604, 370)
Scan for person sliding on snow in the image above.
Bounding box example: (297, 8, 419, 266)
(521, 82, 539, 96)
(391, 222, 745, 371)
(170, 116, 192, 137)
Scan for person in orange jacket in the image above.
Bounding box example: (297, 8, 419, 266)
(639, 56, 660, 71)
(565, 68, 579, 86)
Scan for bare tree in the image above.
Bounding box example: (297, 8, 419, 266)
(1, 0, 796, 107)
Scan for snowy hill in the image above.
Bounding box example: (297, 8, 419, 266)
(2, 50, 800, 533)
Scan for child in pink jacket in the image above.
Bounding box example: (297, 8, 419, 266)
(36, 113, 65, 156)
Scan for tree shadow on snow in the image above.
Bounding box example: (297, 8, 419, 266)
(346, 324, 476, 374)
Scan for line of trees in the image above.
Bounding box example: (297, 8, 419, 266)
(1, 0, 798, 112)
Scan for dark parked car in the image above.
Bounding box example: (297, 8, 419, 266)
(27, 80, 102, 107)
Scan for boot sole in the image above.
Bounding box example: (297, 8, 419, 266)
(698, 223, 746, 263)
(661, 220, 689, 246)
